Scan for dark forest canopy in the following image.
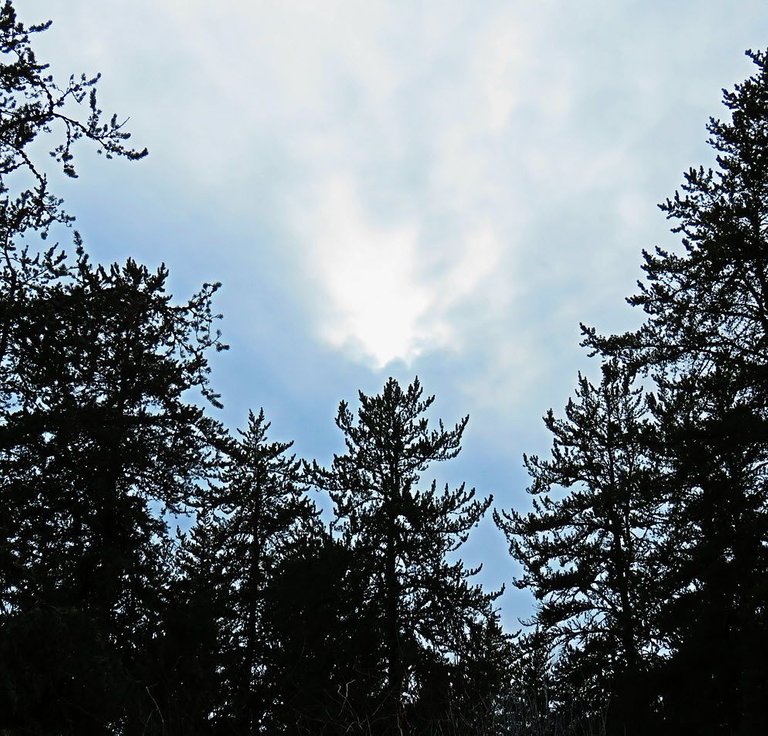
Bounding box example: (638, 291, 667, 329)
(2, 2, 768, 733)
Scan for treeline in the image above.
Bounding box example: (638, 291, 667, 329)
(1, 2, 768, 734)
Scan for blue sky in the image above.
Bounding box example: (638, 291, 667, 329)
(24, 1, 768, 627)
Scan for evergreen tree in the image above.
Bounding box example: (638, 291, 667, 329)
(165, 410, 323, 733)
(495, 363, 666, 735)
(309, 377, 500, 734)
(406, 609, 514, 735)
(260, 532, 383, 734)
(582, 49, 768, 734)
(645, 368, 768, 734)
(0, 250, 227, 734)
(0, 0, 152, 621)
(0, 0, 146, 245)
(582, 50, 768, 382)
(152, 504, 229, 735)
(1, 0, 146, 389)
(216, 410, 321, 732)
(0, 4, 192, 733)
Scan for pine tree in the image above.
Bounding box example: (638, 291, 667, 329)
(582, 50, 768, 380)
(260, 532, 382, 734)
(1, 0, 146, 387)
(582, 49, 768, 734)
(165, 410, 324, 733)
(309, 376, 499, 734)
(495, 363, 666, 734)
(0, 251, 227, 733)
(216, 409, 321, 732)
(153, 504, 228, 735)
(0, 0, 151, 624)
(0, 4, 244, 733)
(0, 0, 146, 245)
(644, 368, 768, 733)
(0, 5, 183, 732)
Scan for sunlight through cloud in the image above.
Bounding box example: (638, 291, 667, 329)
(306, 176, 430, 368)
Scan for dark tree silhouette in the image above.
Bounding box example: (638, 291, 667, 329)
(0, 251, 227, 733)
(0, 1, 146, 243)
(260, 532, 384, 734)
(146, 504, 226, 735)
(0, 4, 191, 733)
(581, 49, 768, 734)
(643, 368, 768, 734)
(495, 363, 666, 734)
(178, 409, 322, 733)
(583, 50, 768, 382)
(1, 0, 147, 390)
(309, 377, 501, 734)
(219, 410, 320, 732)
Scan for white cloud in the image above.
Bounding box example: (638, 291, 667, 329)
(304, 174, 429, 367)
(26, 0, 768, 406)
(299, 176, 506, 368)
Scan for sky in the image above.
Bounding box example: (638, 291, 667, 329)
(22, 0, 768, 627)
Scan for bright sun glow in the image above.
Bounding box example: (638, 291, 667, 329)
(308, 176, 431, 368)
(302, 175, 503, 369)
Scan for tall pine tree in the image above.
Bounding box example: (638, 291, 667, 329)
(495, 363, 666, 734)
(217, 410, 321, 732)
(309, 377, 501, 734)
(582, 48, 768, 734)
(0, 251, 228, 734)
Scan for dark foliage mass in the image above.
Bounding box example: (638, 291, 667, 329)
(498, 48, 768, 735)
(1, 1, 767, 733)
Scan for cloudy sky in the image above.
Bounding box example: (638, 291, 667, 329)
(25, 1, 768, 625)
